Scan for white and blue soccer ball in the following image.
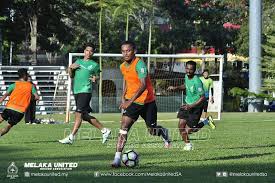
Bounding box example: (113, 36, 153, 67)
(122, 150, 139, 168)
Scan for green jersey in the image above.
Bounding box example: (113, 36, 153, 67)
(73, 59, 100, 94)
(199, 76, 213, 98)
(185, 75, 204, 105)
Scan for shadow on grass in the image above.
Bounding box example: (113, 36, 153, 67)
(22, 140, 60, 144)
(198, 152, 273, 161)
(144, 152, 273, 166)
(220, 144, 275, 150)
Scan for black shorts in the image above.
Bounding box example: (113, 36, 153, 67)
(177, 106, 203, 128)
(203, 98, 209, 112)
(140, 101, 157, 128)
(1, 109, 24, 126)
(122, 102, 144, 121)
(74, 93, 93, 113)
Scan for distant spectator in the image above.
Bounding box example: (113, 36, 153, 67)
(25, 75, 38, 124)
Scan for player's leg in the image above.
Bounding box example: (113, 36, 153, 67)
(59, 94, 83, 144)
(178, 118, 189, 143)
(82, 112, 111, 144)
(71, 111, 83, 136)
(112, 103, 142, 167)
(0, 110, 12, 137)
(58, 112, 82, 144)
(112, 115, 135, 167)
(141, 101, 171, 148)
(81, 93, 111, 143)
(24, 106, 31, 124)
(201, 98, 216, 129)
(0, 113, 4, 124)
(30, 99, 36, 123)
(201, 99, 208, 119)
(177, 108, 194, 150)
(0, 124, 13, 137)
(0, 109, 23, 138)
(199, 100, 215, 129)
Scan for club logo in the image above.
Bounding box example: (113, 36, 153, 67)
(7, 162, 19, 179)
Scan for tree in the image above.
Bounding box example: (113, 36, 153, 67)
(4, 0, 86, 65)
(0, 0, 11, 64)
(262, 0, 275, 94)
(83, 0, 113, 113)
(262, 35, 275, 93)
(113, 0, 151, 41)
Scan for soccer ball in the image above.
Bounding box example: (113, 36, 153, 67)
(122, 150, 139, 168)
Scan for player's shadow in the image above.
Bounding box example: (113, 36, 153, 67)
(79, 137, 103, 141)
(170, 138, 209, 143)
(144, 152, 273, 166)
(0, 153, 114, 162)
(198, 152, 273, 161)
(22, 140, 59, 144)
(79, 137, 117, 141)
(0, 146, 31, 153)
(219, 144, 275, 150)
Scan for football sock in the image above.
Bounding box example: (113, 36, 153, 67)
(185, 143, 192, 146)
(101, 128, 107, 134)
(115, 152, 121, 160)
(198, 118, 209, 128)
(69, 134, 74, 140)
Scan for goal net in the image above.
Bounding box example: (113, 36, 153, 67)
(65, 53, 223, 122)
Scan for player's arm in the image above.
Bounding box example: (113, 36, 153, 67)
(119, 79, 128, 109)
(0, 93, 10, 104)
(210, 80, 214, 103)
(68, 62, 80, 78)
(167, 84, 185, 91)
(32, 85, 39, 101)
(89, 64, 101, 83)
(185, 95, 205, 109)
(121, 79, 127, 103)
(0, 84, 14, 103)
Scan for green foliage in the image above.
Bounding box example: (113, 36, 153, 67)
(234, 21, 249, 56)
(229, 87, 249, 97)
(0, 16, 7, 21)
(262, 1, 275, 93)
(229, 87, 274, 100)
(157, 0, 241, 54)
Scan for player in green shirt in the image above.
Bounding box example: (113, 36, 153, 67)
(168, 61, 215, 150)
(200, 69, 215, 121)
(59, 43, 111, 144)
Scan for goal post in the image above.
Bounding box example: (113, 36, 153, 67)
(66, 53, 224, 122)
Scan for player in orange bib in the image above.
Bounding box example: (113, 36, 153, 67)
(0, 68, 39, 138)
(111, 41, 171, 168)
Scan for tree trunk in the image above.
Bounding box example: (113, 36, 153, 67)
(98, 5, 103, 113)
(147, 0, 153, 72)
(29, 14, 38, 65)
(0, 27, 2, 65)
(125, 13, 129, 41)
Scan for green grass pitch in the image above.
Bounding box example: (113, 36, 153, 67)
(0, 113, 274, 183)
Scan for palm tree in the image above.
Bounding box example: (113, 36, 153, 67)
(84, 0, 113, 113)
(113, 0, 151, 41)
